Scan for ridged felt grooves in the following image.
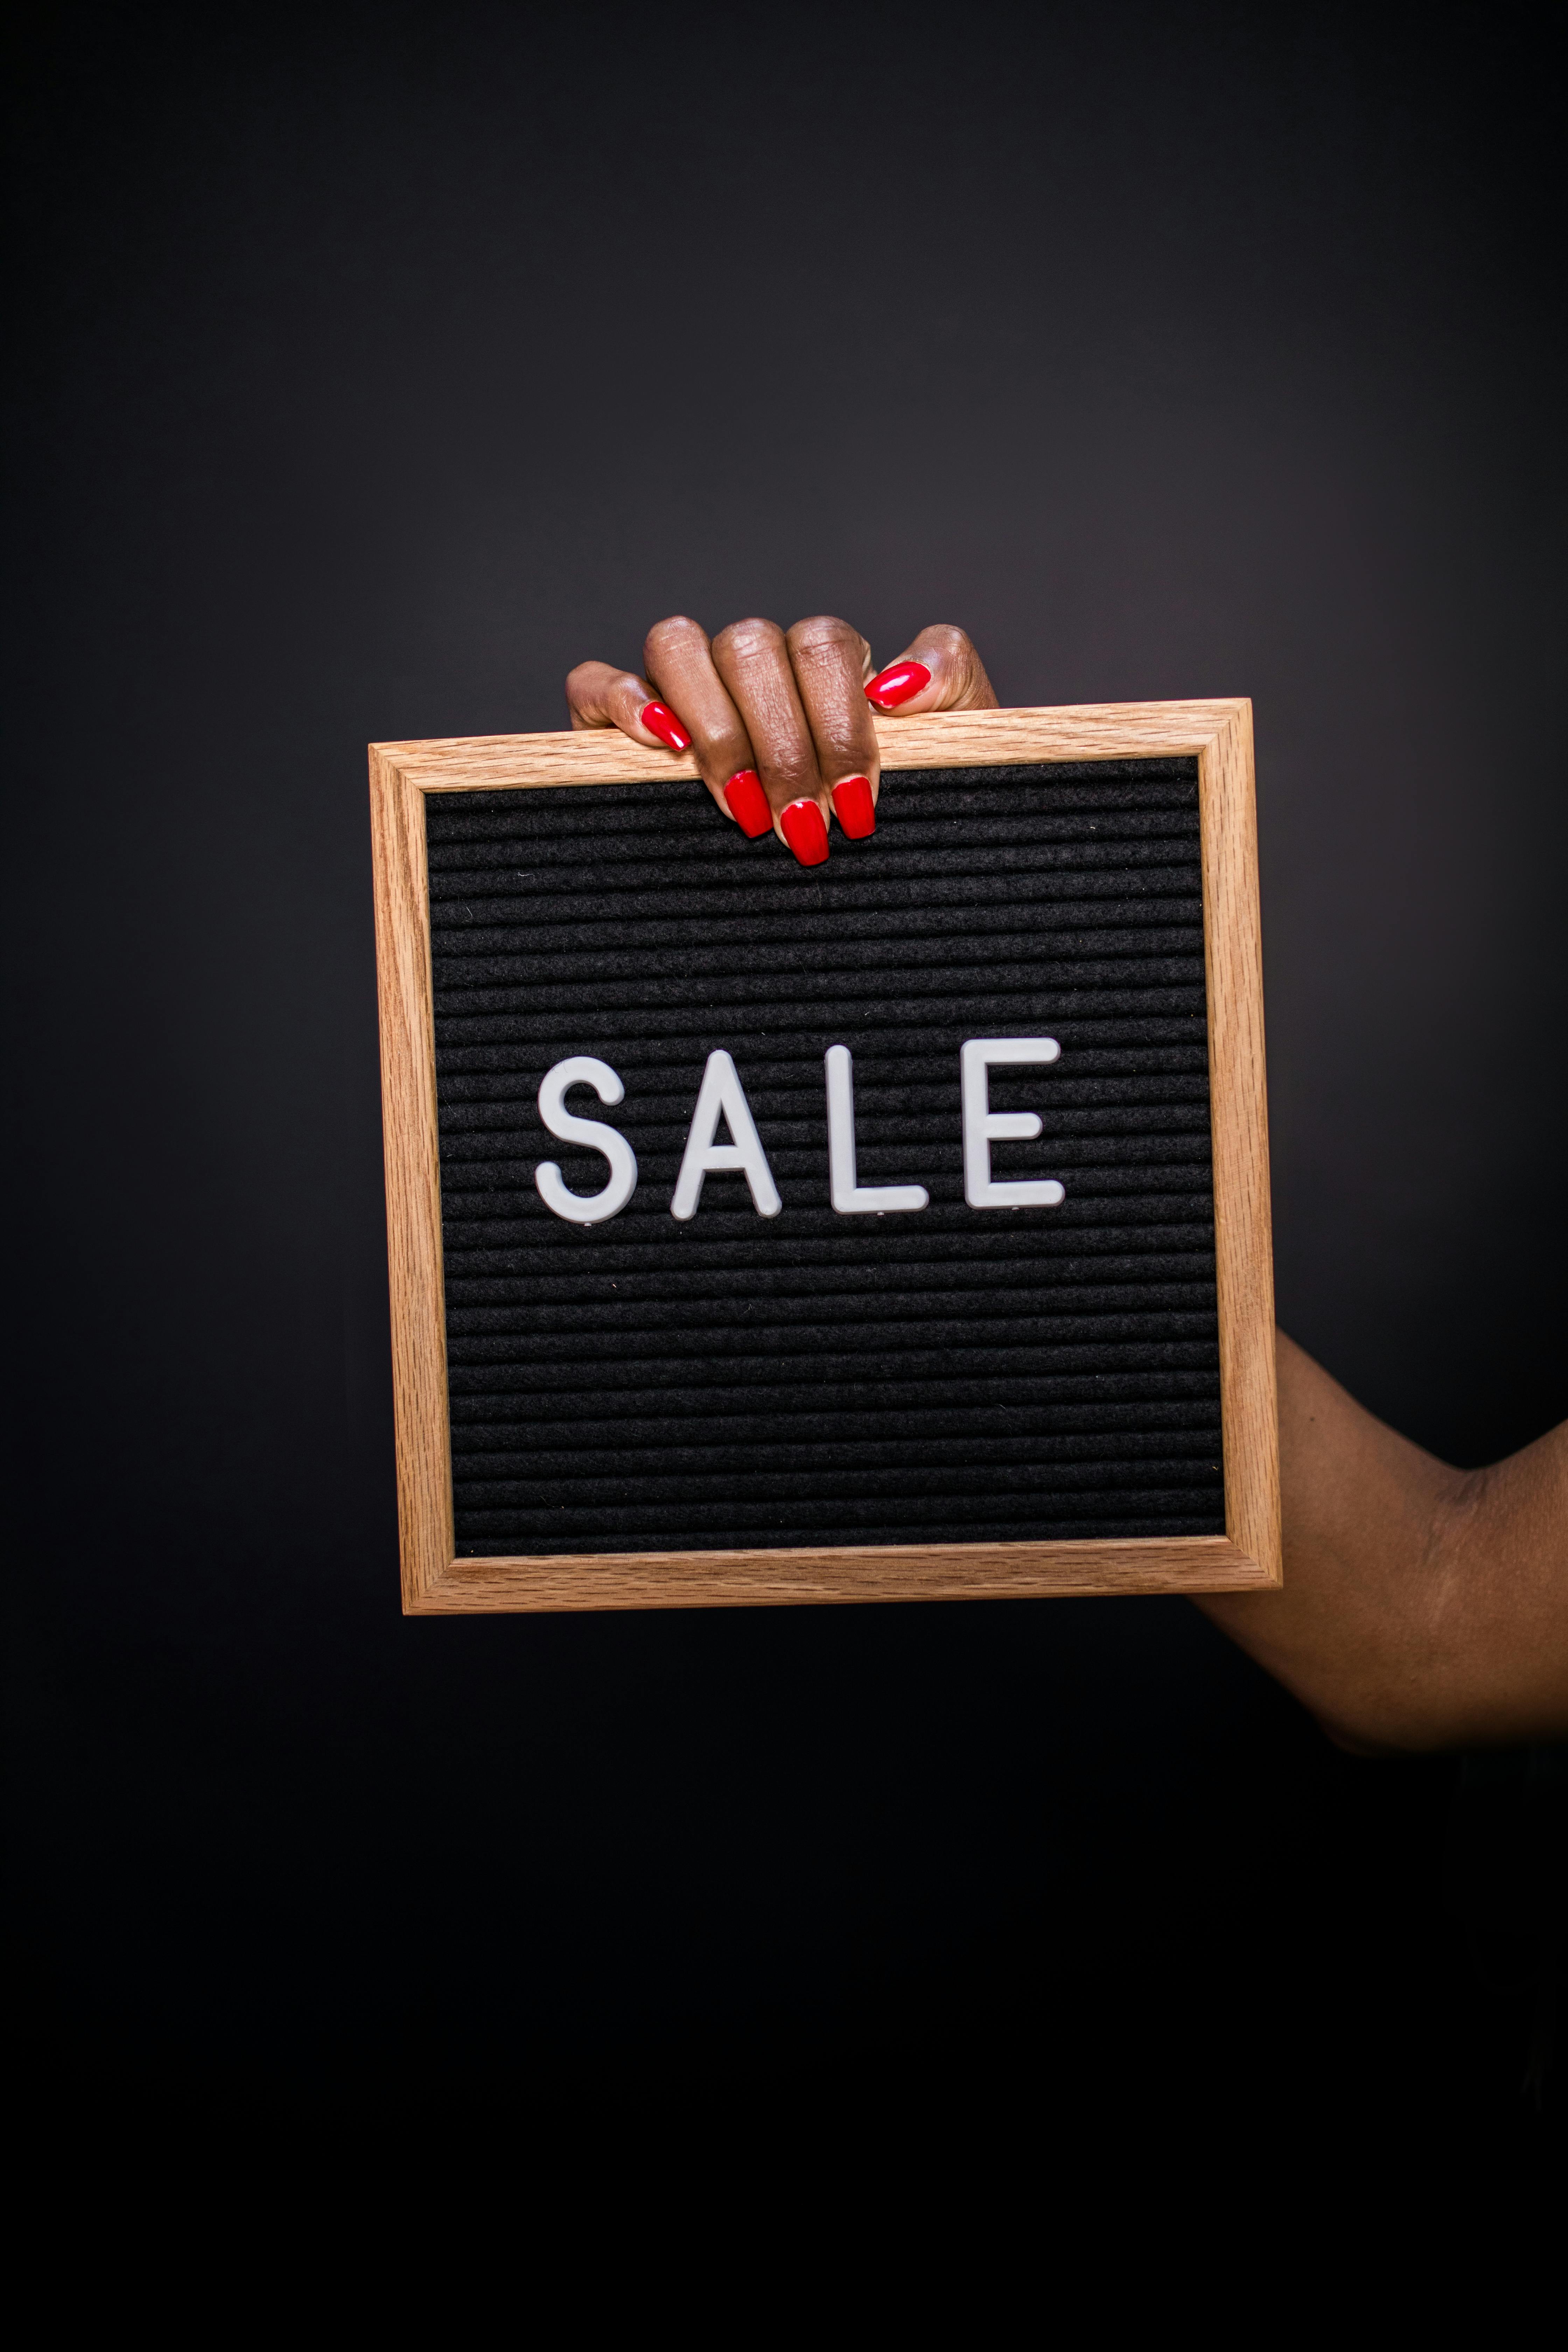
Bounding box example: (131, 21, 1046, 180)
(427, 760, 1226, 1554)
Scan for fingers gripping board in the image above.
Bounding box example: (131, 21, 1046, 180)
(370, 702, 1279, 1612)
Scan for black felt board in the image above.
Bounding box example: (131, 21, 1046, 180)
(426, 760, 1225, 1556)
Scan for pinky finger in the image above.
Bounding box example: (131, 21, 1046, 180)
(863, 624, 998, 715)
(565, 660, 693, 751)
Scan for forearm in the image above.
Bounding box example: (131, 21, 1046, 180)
(1197, 1332, 1568, 1752)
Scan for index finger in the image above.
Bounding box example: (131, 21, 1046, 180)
(642, 616, 771, 837)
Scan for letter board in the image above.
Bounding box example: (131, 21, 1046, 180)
(371, 701, 1279, 1613)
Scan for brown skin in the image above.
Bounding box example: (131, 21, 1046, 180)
(569, 615, 1568, 1754)
(1205, 1334, 1568, 1754)
(567, 617, 997, 842)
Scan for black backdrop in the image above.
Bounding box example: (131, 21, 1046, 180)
(6, 2, 1565, 2148)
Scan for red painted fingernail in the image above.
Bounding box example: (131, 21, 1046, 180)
(723, 769, 771, 838)
(641, 700, 691, 751)
(864, 660, 931, 710)
(779, 798, 829, 867)
(831, 775, 876, 839)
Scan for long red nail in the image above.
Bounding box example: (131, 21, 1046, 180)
(779, 798, 829, 867)
(864, 660, 931, 710)
(641, 700, 692, 751)
(723, 769, 771, 838)
(831, 775, 876, 839)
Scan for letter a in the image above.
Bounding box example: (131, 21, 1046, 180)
(670, 1050, 782, 1220)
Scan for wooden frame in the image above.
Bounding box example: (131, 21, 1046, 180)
(370, 701, 1279, 1613)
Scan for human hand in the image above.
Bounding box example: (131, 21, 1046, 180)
(565, 617, 998, 866)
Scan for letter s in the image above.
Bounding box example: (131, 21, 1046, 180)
(534, 1057, 638, 1225)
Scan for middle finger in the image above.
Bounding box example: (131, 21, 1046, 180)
(786, 614, 880, 843)
(711, 617, 829, 867)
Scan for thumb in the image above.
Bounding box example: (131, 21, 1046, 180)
(864, 624, 999, 715)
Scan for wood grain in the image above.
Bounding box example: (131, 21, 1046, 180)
(373, 701, 1251, 794)
(1197, 704, 1282, 1584)
(369, 699, 1280, 1612)
(369, 745, 455, 1608)
(412, 1536, 1272, 1614)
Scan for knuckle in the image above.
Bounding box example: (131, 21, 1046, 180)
(643, 612, 706, 663)
(923, 623, 973, 663)
(787, 613, 857, 662)
(713, 616, 785, 665)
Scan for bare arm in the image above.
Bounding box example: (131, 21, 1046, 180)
(1199, 1332, 1568, 1753)
(568, 617, 1567, 1754)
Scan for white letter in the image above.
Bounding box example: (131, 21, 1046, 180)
(961, 1037, 1065, 1209)
(825, 1046, 928, 1214)
(534, 1056, 638, 1224)
(670, 1050, 782, 1220)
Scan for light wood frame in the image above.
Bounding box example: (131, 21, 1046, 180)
(370, 701, 1279, 1614)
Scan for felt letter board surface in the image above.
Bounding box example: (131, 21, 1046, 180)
(371, 702, 1279, 1612)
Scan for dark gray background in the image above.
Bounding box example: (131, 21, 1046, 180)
(6, 1, 1564, 2142)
